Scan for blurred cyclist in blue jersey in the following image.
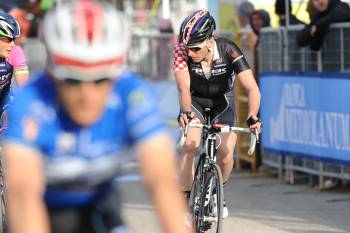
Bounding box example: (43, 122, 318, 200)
(2, 1, 191, 233)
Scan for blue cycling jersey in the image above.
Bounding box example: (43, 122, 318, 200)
(0, 58, 13, 110)
(3, 71, 167, 207)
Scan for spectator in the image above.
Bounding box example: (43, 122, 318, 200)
(8, 7, 31, 45)
(27, 0, 50, 38)
(250, 10, 271, 37)
(275, 0, 305, 26)
(307, 0, 319, 19)
(238, 1, 255, 29)
(250, 9, 271, 61)
(297, 0, 350, 51)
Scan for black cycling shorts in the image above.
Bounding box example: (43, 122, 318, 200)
(191, 88, 237, 127)
(49, 188, 129, 233)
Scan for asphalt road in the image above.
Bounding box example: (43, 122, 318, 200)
(120, 82, 350, 233)
(119, 170, 350, 233)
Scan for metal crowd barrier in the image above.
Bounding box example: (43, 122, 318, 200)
(259, 22, 350, 73)
(258, 27, 284, 72)
(128, 32, 175, 81)
(258, 23, 350, 188)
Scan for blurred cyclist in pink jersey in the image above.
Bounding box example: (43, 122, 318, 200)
(0, 11, 29, 131)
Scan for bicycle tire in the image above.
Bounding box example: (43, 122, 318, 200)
(0, 177, 5, 233)
(190, 161, 224, 233)
(0, 195, 5, 233)
(189, 155, 204, 233)
(0, 157, 6, 233)
(204, 163, 223, 233)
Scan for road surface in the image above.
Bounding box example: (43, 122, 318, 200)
(119, 170, 350, 233)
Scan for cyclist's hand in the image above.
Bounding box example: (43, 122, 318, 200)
(177, 111, 195, 128)
(246, 116, 263, 133)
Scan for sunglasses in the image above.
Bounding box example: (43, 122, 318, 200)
(187, 46, 203, 52)
(62, 78, 110, 86)
(0, 37, 15, 44)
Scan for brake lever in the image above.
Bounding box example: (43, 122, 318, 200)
(254, 128, 260, 144)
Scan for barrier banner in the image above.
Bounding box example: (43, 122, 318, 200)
(260, 72, 350, 164)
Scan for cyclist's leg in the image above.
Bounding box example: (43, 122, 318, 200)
(178, 98, 204, 191)
(178, 126, 202, 191)
(210, 91, 237, 219)
(211, 90, 237, 182)
(216, 132, 237, 182)
(214, 133, 236, 219)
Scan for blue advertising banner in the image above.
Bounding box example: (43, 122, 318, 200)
(260, 72, 350, 164)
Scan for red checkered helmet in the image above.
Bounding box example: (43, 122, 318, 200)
(179, 9, 216, 46)
(42, 0, 130, 81)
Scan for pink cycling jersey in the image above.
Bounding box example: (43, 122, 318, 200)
(7, 45, 29, 76)
(0, 45, 29, 108)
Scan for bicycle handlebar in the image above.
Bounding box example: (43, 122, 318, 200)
(176, 123, 258, 156)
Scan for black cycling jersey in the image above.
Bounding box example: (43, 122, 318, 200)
(187, 37, 250, 97)
(173, 37, 251, 126)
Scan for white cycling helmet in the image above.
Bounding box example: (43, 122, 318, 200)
(42, 0, 130, 81)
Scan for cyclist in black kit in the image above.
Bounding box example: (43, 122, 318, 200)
(173, 9, 262, 218)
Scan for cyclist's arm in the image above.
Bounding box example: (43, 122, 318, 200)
(175, 70, 192, 112)
(14, 72, 29, 87)
(9, 46, 30, 87)
(137, 133, 192, 233)
(3, 143, 50, 233)
(236, 69, 261, 118)
(173, 43, 192, 113)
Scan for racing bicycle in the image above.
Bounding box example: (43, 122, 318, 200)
(177, 105, 258, 233)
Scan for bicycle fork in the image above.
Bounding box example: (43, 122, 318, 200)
(204, 135, 216, 206)
(202, 135, 220, 224)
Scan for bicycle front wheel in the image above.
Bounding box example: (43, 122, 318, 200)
(190, 162, 224, 233)
(203, 163, 223, 233)
(0, 172, 6, 233)
(189, 157, 204, 233)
